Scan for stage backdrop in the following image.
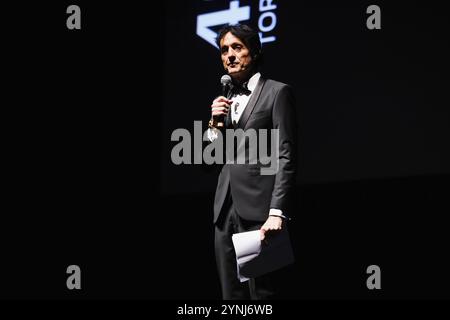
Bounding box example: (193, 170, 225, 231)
(161, 0, 449, 194)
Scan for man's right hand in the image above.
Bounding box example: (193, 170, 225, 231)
(211, 96, 232, 119)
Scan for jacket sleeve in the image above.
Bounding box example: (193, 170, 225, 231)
(269, 85, 297, 212)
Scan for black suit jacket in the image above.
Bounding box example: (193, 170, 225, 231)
(213, 76, 297, 223)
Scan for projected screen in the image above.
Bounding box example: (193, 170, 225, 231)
(161, 1, 449, 194)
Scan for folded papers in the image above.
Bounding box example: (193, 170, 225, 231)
(232, 228, 294, 282)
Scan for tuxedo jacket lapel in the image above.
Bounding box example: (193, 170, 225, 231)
(237, 76, 266, 130)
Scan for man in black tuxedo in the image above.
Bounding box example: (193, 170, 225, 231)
(208, 24, 297, 300)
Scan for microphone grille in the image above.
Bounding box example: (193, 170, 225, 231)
(220, 75, 232, 86)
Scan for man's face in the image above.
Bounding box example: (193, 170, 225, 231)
(220, 32, 253, 79)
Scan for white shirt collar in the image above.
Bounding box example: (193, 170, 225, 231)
(247, 72, 261, 92)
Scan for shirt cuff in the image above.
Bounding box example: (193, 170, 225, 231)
(269, 208, 290, 220)
(207, 127, 219, 142)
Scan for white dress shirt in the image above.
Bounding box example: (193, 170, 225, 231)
(207, 72, 287, 220)
(230, 72, 261, 125)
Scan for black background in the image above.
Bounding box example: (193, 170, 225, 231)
(2, 1, 449, 300)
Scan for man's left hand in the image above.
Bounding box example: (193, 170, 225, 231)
(260, 216, 283, 241)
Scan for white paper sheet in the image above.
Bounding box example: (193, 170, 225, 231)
(232, 230, 262, 282)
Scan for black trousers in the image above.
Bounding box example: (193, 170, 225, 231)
(214, 190, 277, 300)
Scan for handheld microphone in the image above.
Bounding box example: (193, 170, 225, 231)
(216, 75, 233, 128)
(221, 74, 233, 97)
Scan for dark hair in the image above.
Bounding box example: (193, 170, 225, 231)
(216, 24, 263, 69)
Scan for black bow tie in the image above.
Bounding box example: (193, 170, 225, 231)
(231, 82, 252, 96)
